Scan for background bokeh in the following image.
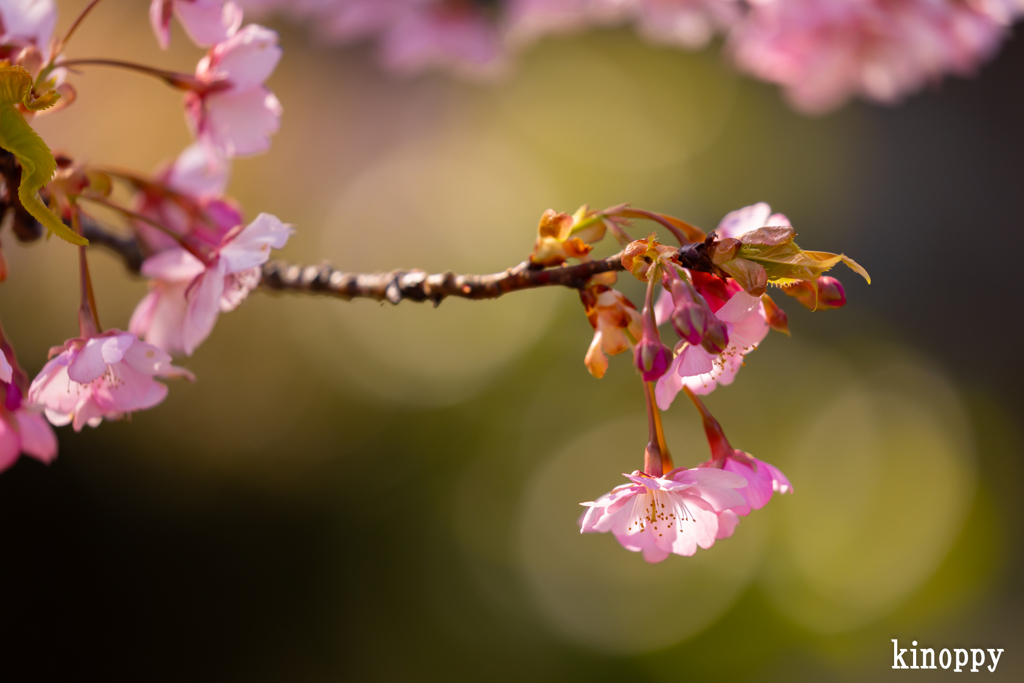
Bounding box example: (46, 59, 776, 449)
(1, 2, 1021, 680)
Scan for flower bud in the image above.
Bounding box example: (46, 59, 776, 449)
(670, 303, 709, 345)
(783, 276, 846, 310)
(761, 294, 790, 335)
(700, 317, 729, 354)
(634, 336, 672, 381)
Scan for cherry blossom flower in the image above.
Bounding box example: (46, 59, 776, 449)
(0, 0, 57, 58)
(185, 24, 283, 157)
(0, 347, 58, 472)
(150, 0, 244, 49)
(655, 273, 768, 407)
(133, 142, 241, 253)
(729, 0, 1011, 114)
(579, 467, 748, 562)
(131, 213, 293, 356)
(28, 331, 191, 431)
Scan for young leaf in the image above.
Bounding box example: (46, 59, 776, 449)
(0, 65, 85, 246)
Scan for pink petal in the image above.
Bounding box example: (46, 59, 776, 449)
(715, 203, 772, 239)
(175, 0, 243, 48)
(141, 248, 207, 282)
(0, 348, 12, 383)
(0, 417, 20, 471)
(715, 510, 741, 539)
(219, 212, 291, 273)
(15, 410, 57, 464)
(653, 287, 673, 326)
(150, 0, 173, 50)
(201, 86, 282, 157)
(209, 24, 282, 88)
(67, 339, 111, 384)
(183, 264, 226, 355)
(669, 466, 747, 490)
(121, 339, 174, 376)
(723, 458, 774, 512)
(166, 142, 230, 198)
(714, 291, 762, 324)
(90, 362, 169, 413)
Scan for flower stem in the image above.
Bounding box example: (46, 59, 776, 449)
(646, 380, 673, 472)
(683, 385, 730, 461)
(53, 59, 220, 93)
(618, 208, 704, 246)
(54, 0, 107, 57)
(72, 207, 101, 336)
(79, 195, 211, 264)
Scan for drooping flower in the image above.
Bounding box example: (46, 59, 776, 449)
(150, 0, 244, 49)
(689, 386, 792, 523)
(28, 331, 191, 431)
(580, 283, 642, 379)
(579, 466, 748, 563)
(185, 24, 283, 157)
(0, 345, 57, 472)
(131, 213, 292, 356)
(729, 0, 1011, 114)
(133, 142, 241, 253)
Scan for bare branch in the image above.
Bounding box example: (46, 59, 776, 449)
(259, 255, 627, 306)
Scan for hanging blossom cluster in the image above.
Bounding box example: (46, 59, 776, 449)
(524, 202, 868, 562)
(0, 1, 874, 568)
(236, 0, 1024, 113)
(0, 0, 291, 471)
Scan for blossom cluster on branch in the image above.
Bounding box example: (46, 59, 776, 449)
(238, 0, 1024, 113)
(0, 0, 889, 565)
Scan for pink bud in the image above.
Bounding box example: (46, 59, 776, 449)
(634, 337, 672, 381)
(816, 276, 847, 309)
(700, 317, 729, 354)
(670, 303, 709, 345)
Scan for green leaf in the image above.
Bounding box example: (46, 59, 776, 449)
(0, 65, 84, 246)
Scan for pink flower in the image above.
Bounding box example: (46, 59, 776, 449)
(579, 467, 748, 563)
(379, 3, 505, 76)
(186, 24, 283, 157)
(719, 455, 792, 516)
(730, 0, 1010, 114)
(0, 0, 57, 58)
(28, 331, 191, 432)
(134, 142, 241, 253)
(0, 347, 57, 472)
(655, 274, 768, 407)
(150, 0, 244, 49)
(634, 0, 740, 49)
(131, 213, 292, 356)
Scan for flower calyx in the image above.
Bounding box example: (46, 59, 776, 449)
(529, 205, 607, 267)
(621, 235, 676, 282)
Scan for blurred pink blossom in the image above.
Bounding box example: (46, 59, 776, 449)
(730, 0, 1011, 114)
(186, 24, 283, 157)
(150, 0, 244, 49)
(579, 466, 747, 562)
(134, 142, 242, 253)
(0, 346, 58, 472)
(28, 332, 191, 431)
(0, 0, 57, 58)
(131, 213, 292, 356)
